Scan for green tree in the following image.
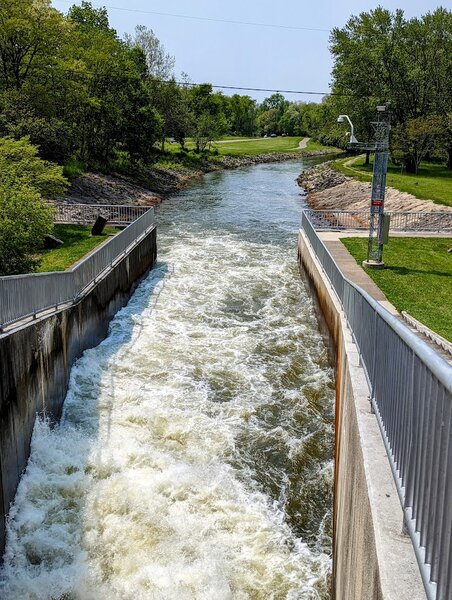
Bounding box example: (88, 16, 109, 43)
(257, 108, 279, 135)
(260, 93, 289, 115)
(0, 0, 74, 161)
(0, 89, 73, 162)
(279, 103, 304, 136)
(223, 94, 257, 136)
(67, 0, 109, 30)
(65, 2, 159, 165)
(329, 7, 452, 170)
(148, 78, 192, 151)
(0, 137, 68, 275)
(392, 115, 444, 173)
(0, 183, 53, 274)
(0, 136, 68, 197)
(189, 84, 227, 152)
(0, 0, 67, 91)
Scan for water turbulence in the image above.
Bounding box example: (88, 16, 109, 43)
(1, 162, 335, 599)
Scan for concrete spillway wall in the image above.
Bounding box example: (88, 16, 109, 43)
(298, 230, 425, 600)
(0, 226, 157, 554)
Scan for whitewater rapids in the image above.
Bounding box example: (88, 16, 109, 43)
(0, 162, 334, 599)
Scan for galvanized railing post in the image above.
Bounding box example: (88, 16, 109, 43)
(300, 209, 452, 600)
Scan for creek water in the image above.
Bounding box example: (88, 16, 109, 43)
(0, 160, 335, 599)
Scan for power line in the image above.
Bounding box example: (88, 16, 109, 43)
(168, 81, 333, 96)
(46, 66, 347, 97)
(52, 0, 330, 33)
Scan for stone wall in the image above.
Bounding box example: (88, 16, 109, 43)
(0, 226, 157, 553)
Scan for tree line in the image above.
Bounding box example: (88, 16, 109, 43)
(319, 6, 452, 172)
(0, 0, 305, 167)
(1, 2, 450, 174)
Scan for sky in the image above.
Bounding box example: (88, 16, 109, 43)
(51, 0, 448, 103)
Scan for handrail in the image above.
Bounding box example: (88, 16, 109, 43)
(51, 202, 151, 226)
(301, 210, 452, 600)
(302, 209, 452, 232)
(0, 208, 155, 331)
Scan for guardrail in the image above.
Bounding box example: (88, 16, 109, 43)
(301, 210, 452, 600)
(0, 208, 155, 332)
(303, 209, 452, 232)
(51, 203, 151, 226)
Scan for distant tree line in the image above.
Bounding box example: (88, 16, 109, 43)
(0, 1, 450, 174)
(0, 1, 279, 167)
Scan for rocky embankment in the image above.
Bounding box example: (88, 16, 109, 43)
(60, 150, 336, 207)
(297, 162, 452, 213)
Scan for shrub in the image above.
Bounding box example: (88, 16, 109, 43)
(0, 136, 68, 274)
(0, 184, 54, 275)
(0, 136, 69, 198)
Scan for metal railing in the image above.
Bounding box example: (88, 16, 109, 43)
(301, 210, 452, 600)
(51, 203, 152, 226)
(0, 209, 155, 331)
(303, 209, 452, 233)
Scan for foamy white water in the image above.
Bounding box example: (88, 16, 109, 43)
(1, 162, 334, 599)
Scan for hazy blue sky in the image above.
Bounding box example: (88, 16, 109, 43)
(52, 0, 447, 102)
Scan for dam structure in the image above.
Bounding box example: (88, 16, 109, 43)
(1, 159, 447, 598)
(0, 161, 335, 598)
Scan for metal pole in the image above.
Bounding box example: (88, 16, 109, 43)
(363, 115, 391, 268)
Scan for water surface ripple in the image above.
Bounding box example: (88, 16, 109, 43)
(1, 161, 335, 599)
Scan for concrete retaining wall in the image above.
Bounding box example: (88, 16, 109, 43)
(0, 226, 157, 554)
(298, 230, 425, 600)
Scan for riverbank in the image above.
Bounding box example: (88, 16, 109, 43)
(297, 162, 452, 213)
(60, 149, 338, 207)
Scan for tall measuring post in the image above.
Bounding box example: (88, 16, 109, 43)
(337, 107, 391, 269)
(365, 110, 391, 268)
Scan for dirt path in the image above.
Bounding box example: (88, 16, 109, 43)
(298, 137, 310, 149)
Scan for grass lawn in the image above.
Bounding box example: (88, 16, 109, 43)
(341, 236, 452, 341)
(165, 137, 341, 158)
(214, 137, 341, 156)
(213, 136, 303, 155)
(333, 155, 452, 207)
(37, 224, 119, 272)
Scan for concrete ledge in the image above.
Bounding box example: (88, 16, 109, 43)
(0, 226, 157, 554)
(298, 230, 425, 600)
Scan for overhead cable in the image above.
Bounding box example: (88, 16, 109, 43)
(52, 0, 330, 32)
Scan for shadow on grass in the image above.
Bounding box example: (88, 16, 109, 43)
(384, 265, 451, 277)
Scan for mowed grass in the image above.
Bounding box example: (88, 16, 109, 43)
(341, 236, 452, 341)
(213, 136, 303, 155)
(333, 156, 452, 207)
(213, 137, 341, 156)
(165, 137, 341, 157)
(37, 224, 119, 272)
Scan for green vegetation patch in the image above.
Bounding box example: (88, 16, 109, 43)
(214, 136, 303, 156)
(37, 224, 119, 272)
(333, 156, 452, 208)
(341, 236, 452, 341)
(164, 138, 340, 160)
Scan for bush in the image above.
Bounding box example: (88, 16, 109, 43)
(0, 90, 74, 163)
(0, 137, 68, 275)
(0, 184, 54, 275)
(0, 136, 69, 198)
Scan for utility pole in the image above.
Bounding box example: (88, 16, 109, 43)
(337, 107, 391, 268)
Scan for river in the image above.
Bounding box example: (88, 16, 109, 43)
(0, 160, 335, 599)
